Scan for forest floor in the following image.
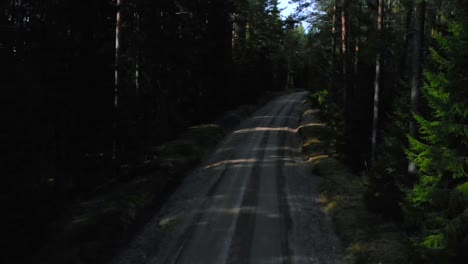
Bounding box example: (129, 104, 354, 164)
(299, 102, 415, 263)
(112, 92, 343, 264)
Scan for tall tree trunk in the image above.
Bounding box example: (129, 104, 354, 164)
(408, 0, 426, 175)
(426, 0, 436, 39)
(134, 11, 140, 99)
(341, 0, 348, 103)
(397, 0, 403, 25)
(287, 55, 292, 89)
(113, 0, 122, 166)
(330, 0, 339, 103)
(354, 0, 362, 85)
(341, 0, 353, 163)
(399, 3, 414, 80)
(371, 0, 384, 169)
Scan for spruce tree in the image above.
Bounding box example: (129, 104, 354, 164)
(406, 5, 468, 258)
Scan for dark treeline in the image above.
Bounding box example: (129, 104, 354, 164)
(1, 0, 308, 260)
(297, 0, 467, 261)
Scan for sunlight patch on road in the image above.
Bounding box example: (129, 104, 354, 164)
(251, 115, 300, 121)
(207, 207, 283, 220)
(209, 206, 256, 215)
(159, 214, 183, 230)
(205, 156, 306, 169)
(234, 127, 298, 134)
(205, 158, 258, 169)
(303, 138, 321, 145)
(305, 154, 329, 163)
(217, 146, 301, 154)
(251, 146, 301, 152)
(233, 123, 324, 135)
(304, 109, 320, 115)
(297, 123, 325, 130)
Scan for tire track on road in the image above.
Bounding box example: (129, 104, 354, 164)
(227, 95, 298, 264)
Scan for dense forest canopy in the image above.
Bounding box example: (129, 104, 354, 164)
(1, 0, 467, 263)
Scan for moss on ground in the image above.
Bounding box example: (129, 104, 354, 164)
(300, 106, 415, 264)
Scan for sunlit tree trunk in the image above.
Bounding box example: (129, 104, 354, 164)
(341, 0, 348, 103)
(408, 0, 426, 175)
(371, 0, 384, 169)
(113, 0, 122, 165)
(330, 0, 338, 101)
(341, 0, 353, 161)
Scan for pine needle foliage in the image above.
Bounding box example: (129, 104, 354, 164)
(406, 6, 468, 258)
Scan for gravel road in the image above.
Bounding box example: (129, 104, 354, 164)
(113, 92, 342, 264)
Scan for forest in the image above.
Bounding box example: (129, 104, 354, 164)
(1, 0, 467, 263)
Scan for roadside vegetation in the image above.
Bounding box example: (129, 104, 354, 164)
(300, 101, 414, 263)
(293, 0, 467, 262)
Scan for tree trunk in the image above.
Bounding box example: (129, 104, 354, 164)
(134, 11, 140, 99)
(287, 55, 292, 89)
(399, 3, 414, 80)
(408, 0, 426, 175)
(371, 0, 384, 169)
(354, 0, 362, 84)
(341, 0, 348, 104)
(331, 0, 338, 100)
(341, 0, 354, 163)
(113, 0, 122, 166)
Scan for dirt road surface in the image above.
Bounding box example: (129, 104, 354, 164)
(113, 92, 342, 264)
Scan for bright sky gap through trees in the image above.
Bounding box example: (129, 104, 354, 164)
(278, 0, 310, 29)
(278, 0, 296, 16)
